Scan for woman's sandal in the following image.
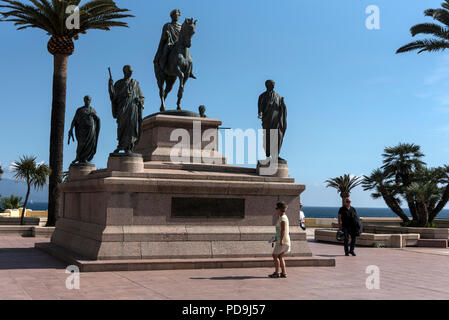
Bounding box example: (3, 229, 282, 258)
(280, 273, 287, 278)
(268, 272, 280, 278)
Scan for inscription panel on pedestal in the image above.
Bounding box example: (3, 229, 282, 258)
(171, 197, 245, 218)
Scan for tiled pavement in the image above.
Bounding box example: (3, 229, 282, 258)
(0, 235, 448, 300)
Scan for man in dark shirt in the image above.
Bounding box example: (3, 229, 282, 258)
(338, 198, 358, 256)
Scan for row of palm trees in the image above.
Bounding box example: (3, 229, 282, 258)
(326, 143, 449, 227)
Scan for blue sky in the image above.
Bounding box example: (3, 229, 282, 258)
(1, 0, 449, 207)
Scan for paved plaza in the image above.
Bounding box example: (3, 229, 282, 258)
(0, 235, 448, 300)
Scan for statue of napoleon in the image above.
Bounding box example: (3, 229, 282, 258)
(108, 65, 145, 155)
(258, 80, 287, 162)
(68, 95, 100, 165)
(154, 9, 197, 112)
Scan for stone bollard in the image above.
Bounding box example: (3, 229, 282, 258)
(68, 164, 96, 181)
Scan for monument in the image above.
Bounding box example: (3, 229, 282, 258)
(37, 10, 333, 272)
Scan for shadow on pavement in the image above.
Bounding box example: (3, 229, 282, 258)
(316, 254, 346, 257)
(0, 248, 66, 270)
(190, 276, 269, 280)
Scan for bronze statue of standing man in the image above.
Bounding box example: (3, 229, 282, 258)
(258, 80, 287, 160)
(108, 65, 145, 154)
(68, 95, 100, 165)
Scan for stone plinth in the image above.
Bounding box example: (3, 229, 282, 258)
(49, 160, 307, 261)
(135, 114, 226, 164)
(41, 114, 312, 267)
(257, 159, 290, 178)
(107, 153, 144, 173)
(68, 164, 95, 181)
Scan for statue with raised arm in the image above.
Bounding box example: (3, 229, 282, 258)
(108, 65, 145, 154)
(68, 95, 100, 165)
(154, 9, 197, 112)
(258, 80, 287, 160)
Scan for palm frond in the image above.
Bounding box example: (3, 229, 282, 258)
(0, 0, 133, 38)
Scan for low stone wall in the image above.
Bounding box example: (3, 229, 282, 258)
(0, 226, 54, 237)
(0, 217, 40, 226)
(435, 219, 449, 228)
(363, 225, 449, 240)
(304, 218, 336, 228)
(314, 228, 420, 248)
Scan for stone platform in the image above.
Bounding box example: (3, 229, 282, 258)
(38, 114, 312, 269)
(36, 242, 334, 272)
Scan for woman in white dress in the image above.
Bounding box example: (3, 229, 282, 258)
(269, 201, 291, 278)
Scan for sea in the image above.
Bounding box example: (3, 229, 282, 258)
(27, 202, 449, 219)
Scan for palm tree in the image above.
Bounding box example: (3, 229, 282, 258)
(381, 143, 425, 220)
(11, 156, 51, 225)
(325, 174, 363, 206)
(363, 144, 449, 227)
(0, 0, 133, 226)
(362, 169, 410, 222)
(397, 0, 449, 54)
(1, 195, 23, 211)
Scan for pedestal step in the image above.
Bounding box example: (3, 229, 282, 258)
(36, 242, 335, 272)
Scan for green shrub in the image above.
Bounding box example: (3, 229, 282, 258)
(1, 195, 23, 211)
(372, 242, 386, 248)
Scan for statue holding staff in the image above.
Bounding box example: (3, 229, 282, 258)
(68, 95, 100, 165)
(108, 65, 145, 154)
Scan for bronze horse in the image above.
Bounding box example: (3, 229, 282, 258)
(155, 18, 197, 112)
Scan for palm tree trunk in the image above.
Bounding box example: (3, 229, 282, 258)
(430, 184, 449, 222)
(406, 196, 419, 222)
(20, 183, 30, 226)
(46, 54, 69, 227)
(416, 201, 429, 227)
(379, 188, 409, 222)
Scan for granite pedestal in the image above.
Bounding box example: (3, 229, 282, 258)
(39, 114, 325, 271)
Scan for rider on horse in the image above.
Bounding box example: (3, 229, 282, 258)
(154, 9, 182, 72)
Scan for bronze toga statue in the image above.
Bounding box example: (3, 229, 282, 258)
(68, 95, 100, 165)
(258, 80, 287, 160)
(108, 65, 145, 154)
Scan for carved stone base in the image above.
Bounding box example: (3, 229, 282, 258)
(107, 153, 144, 173)
(68, 164, 96, 181)
(135, 114, 226, 164)
(257, 158, 289, 178)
